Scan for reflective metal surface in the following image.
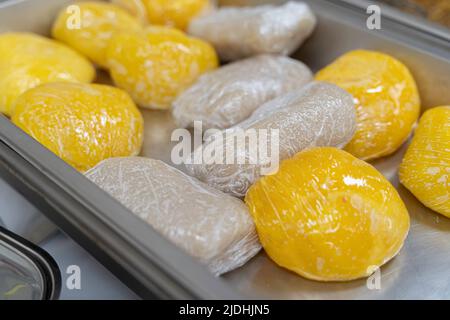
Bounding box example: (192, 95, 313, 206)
(0, 178, 57, 244)
(0, 175, 138, 300)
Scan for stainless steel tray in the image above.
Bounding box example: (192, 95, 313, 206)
(0, 0, 449, 299)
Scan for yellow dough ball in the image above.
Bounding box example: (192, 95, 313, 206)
(107, 26, 218, 110)
(245, 147, 410, 281)
(0, 32, 95, 116)
(111, 0, 212, 30)
(52, 1, 142, 68)
(400, 106, 450, 217)
(12, 82, 143, 172)
(316, 50, 420, 161)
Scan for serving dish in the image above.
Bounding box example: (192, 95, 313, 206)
(0, 0, 449, 299)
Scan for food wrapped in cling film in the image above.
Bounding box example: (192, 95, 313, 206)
(0, 32, 95, 116)
(188, 1, 317, 61)
(400, 106, 450, 217)
(173, 54, 313, 130)
(315, 50, 421, 161)
(111, 0, 215, 30)
(85, 157, 261, 275)
(185, 82, 357, 198)
(106, 26, 218, 110)
(52, 2, 142, 69)
(11, 82, 143, 172)
(245, 147, 410, 281)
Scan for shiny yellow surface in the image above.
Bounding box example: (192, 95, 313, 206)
(245, 147, 410, 281)
(0, 32, 94, 116)
(111, 0, 211, 30)
(12, 82, 144, 172)
(316, 50, 420, 161)
(107, 26, 218, 110)
(52, 2, 142, 68)
(400, 106, 450, 217)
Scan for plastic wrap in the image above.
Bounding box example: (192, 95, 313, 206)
(173, 54, 313, 129)
(111, 0, 215, 30)
(85, 157, 261, 276)
(188, 1, 317, 61)
(400, 106, 450, 217)
(316, 50, 421, 161)
(11, 82, 143, 172)
(185, 82, 357, 198)
(52, 2, 142, 69)
(245, 147, 410, 281)
(0, 32, 94, 116)
(106, 26, 218, 110)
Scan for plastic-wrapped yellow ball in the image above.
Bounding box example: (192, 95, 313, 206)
(0, 32, 95, 116)
(316, 50, 420, 161)
(400, 106, 450, 217)
(111, 0, 212, 30)
(107, 26, 218, 110)
(12, 82, 143, 172)
(245, 147, 410, 281)
(52, 2, 142, 68)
